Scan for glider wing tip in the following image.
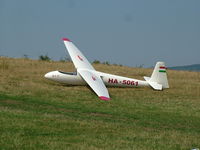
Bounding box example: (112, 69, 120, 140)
(99, 96, 110, 101)
(62, 37, 71, 42)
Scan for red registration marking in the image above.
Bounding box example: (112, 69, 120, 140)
(122, 80, 138, 86)
(108, 78, 138, 86)
(92, 76, 96, 81)
(108, 78, 118, 84)
(77, 55, 83, 61)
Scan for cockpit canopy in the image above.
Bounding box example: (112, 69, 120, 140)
(58, 71, 77, 75)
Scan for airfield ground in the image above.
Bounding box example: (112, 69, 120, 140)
(0, 57, 200, 150)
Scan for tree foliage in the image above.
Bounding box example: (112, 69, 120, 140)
(39, 55, 51, 61)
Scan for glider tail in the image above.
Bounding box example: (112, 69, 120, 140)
(144, 62, 169, 90)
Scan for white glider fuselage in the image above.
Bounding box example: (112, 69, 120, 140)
(45, 70, 148, 88)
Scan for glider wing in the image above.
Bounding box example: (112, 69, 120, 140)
(78, 69, 110, 101)
(62, 38, 95, 70)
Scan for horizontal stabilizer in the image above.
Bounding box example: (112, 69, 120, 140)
(144, 76, 162, 90)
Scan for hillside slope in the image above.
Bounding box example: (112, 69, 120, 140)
(169, 64, 200, 72)
(0, 57, 200, 150)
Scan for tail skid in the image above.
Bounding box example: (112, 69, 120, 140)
(144, 62, 169, 90)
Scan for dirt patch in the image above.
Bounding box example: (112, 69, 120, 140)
(0, 99, 21, 105)
(89, 112, 113, 117)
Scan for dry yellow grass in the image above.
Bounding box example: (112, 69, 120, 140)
(0, 57, 200, 115)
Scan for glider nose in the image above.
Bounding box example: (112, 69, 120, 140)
(44, 72, 52, 79)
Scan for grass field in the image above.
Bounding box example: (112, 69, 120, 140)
(0, 57, 200, 150)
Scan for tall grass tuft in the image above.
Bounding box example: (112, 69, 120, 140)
(0, 57, 9, 71)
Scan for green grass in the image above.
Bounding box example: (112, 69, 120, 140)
(0, 57, 200, 150)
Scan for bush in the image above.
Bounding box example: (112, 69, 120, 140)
(103, 61, 110, 65)
(93, 60, 101, 64)
(39, 55, 51, 61)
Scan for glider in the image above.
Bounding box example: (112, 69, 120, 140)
(44, 38, 169, 100)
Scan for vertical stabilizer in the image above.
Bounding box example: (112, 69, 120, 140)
(150, 62, 169, 89)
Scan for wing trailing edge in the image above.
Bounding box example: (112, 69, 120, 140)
(77, 69, 110, 100)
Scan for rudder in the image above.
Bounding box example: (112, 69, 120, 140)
(150, 62, 169, 88)
(144, 62, 169, 90)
